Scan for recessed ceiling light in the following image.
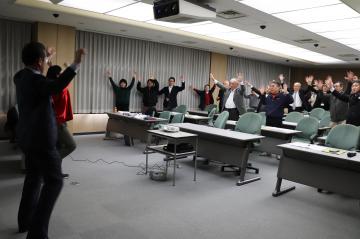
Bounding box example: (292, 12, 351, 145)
(59, 0, 137, 14)
(107, 2, 154, 22)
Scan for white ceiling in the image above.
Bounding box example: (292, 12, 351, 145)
(1, 0, 360, 68)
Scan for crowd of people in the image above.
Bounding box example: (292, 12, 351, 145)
(7, 40, 360, 239)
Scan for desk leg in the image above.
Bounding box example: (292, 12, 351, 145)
(236, 144, 261, 186)
(272, 177, 295, 197)
(193, 138, 198, 182)
(173, 143, 177, 186)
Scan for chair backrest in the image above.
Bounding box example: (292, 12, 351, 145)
(319, 115, 331, 128)
(234, 112, 262, 135)
(310, 108, 325, 120)
(170, 113, 184, 124)
(322, 111, 330, 119)
(213, 111, 229, 129)
(173, 105, 187, 114)
(204, 104, 217, 113)
(295, 116, 319, 140)
(285, 112, 304, 123)
(325, 124, 360, 150)
(207, 108, 217, 126)
(258, 112, 266, 126)
(158, 111, 171, 122)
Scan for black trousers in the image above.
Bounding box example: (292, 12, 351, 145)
(225, 108, 239, 121)
(289, 107, 303, 113)
(18, 149, 63, 239)
(266, 116, 283, 128)
(116, 104, 129, 112)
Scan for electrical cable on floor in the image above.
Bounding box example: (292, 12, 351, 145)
(68, 154, 175, 176)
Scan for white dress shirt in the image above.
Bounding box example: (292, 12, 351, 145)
(225, 89, 237, 109)
(290, 91, 302, 109)
(168, 86, 173, 94)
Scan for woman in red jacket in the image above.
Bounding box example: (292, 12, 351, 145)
(47, 65, 76, 178)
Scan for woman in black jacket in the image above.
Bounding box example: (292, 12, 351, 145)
(327, 78, 360, 126)
(191, 84, 216, 110)
(107, 71, 135, 111)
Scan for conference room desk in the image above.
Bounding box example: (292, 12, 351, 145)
(105, 112, 168, 145)
(170, 123, 264, 186)
(257, 126, 301, 155)
(273, 142, 360, 199)
(187, 110, 209, 117)
(225, 121, 300, 155)
(184, 114, 211, 124)
(282, 121, 330, 135)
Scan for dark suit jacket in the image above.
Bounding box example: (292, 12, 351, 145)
(288, 85, 310, 109)
(14, 67, 76, 151)
(193, 84, 216, 110)
(136, 79, 159, 107)
(159, 82, 185, 109)
(216, 81, 246, 114)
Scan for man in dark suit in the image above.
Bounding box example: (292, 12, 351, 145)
(14, 42, 85, 239)
(158, 76, 185, 110)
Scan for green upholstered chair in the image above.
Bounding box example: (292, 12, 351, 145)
(173, 105, 187, 114)
(207, 108, 217, 127)
(321, 111, 330, 119)
(234, 112, 262, 135)
(319, 115, 331, 128)
(285, 112, 304, 123)
(213, 111, 229, 129)
(258, 112, 266, 126)
(204, 104, 217, 113)
(309, 108, 325, 120)
(291, 116, 319, 144)
(325, 124, 360, 150)
(170, 113, 184, 124)
(153, 111, 171, 129)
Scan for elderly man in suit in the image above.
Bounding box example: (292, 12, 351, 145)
(210, 72, 246, 121)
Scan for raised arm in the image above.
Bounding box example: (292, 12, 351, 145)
(137, 81, 144, 93)
(178, 75, 185, 91)
(38, 48, 85, 96)
(209, 84, 216, 94)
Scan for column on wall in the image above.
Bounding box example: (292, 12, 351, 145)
(210, 53, 228, 109)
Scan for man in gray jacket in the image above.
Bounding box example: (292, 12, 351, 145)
(328, 81, 348, 127)
(210, 73, 246, 120)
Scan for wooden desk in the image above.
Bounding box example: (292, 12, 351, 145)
(106, 112, 168, 145)
(273, 142, 360, 199)
(170, 123, 264, 186)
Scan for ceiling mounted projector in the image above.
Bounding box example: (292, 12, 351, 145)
(153, 0, 216, 23)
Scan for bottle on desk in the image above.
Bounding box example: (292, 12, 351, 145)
(114, 107, 118, 112)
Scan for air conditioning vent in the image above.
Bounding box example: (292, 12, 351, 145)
(293, 39, 319, 44)
(217, 10, 246, 19)
(338, 54, 358, 57)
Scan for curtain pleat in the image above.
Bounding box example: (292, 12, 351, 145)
(74, 31, 211, 113)
(0, 19, 31, 113)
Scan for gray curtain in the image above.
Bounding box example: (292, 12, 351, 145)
(227, 56, 291, 107)
(74, 30, 211, 113)
(0, 19, 31, 113)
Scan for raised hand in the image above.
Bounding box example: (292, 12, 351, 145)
(74, 48, 86, 65)
(325, 77, 333, 88)
(259, 87, 265, 95)
(237, 72, 244, 81)
(317, 80, 324, 89)
(46, 47, 56, 58)
(133, 71, 137, 79)
(180, 75, 184, 81)
(278, 74, 285, 83)
(106, 70, 111, 78)
(283, 83, 288, 93)
(210, 73, 215, 81)
(345, 70, 354, 81)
